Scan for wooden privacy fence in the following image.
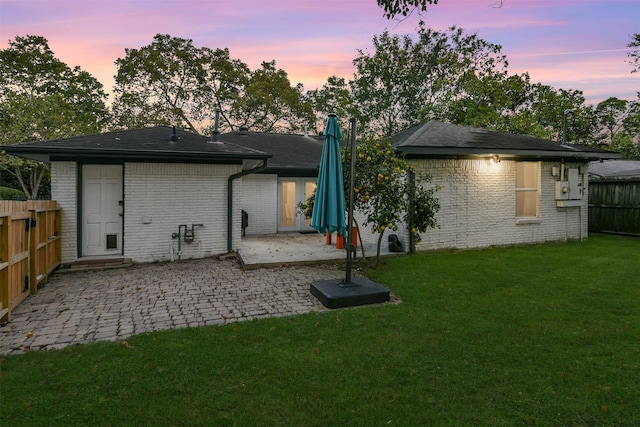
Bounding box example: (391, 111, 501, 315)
(588, 180, 640, 236)
(0, 200, 61, 323)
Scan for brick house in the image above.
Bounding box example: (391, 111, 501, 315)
(3, 121, 622, 263)
(220, 126, 326, 235)
(355, 121, 622, 252)
(2, 126, 270, 264)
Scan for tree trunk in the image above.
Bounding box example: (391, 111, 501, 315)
(9, 164, 46, 199)
(375, 231, 385, 265)
(353, 218, 367, 261)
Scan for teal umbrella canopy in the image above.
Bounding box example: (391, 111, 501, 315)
(311, 114, 346, 237)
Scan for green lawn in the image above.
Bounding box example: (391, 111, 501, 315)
(1, 234, 639, 426)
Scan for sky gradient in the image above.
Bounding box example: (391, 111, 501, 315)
(1, 0, 638, 106)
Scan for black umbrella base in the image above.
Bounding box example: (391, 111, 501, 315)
(310, 276, 390, 309)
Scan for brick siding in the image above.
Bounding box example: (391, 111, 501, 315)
(241, 174, 278, 235)
(356, 159, 588, 253)
(50, 161, 77, 263)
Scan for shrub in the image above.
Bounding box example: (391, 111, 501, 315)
(0, 186, 26, 200)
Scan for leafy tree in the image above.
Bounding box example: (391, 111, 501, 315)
(474, 73, 552, 137)
(376, 0, 438, 18)
(592, 97, 640, 159)
(443, 34, 598, 145)
(375, 0, 507, 18)
(350, 28, 425, 137)
(343, 138, 439, 263)
(610, 134, 640, 160)
(523, 83, 590, 143)
(622, 97, 640, 139)
(112, 34, 245, 134)
(113, 35, 313, 134)
(627, 33, 640, 73)
(350, 23, 508, 137)
(347, 21, 616, 147)
(594, 97, 630, 143)
(305, 76, 356, 135)
(301, 136, 439, 264)
(0, 35, 109, 198)
(446, 71, 516, 129)
(230, 61, 314, 133)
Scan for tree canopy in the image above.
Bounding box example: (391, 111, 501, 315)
(345, 22, 638, 157)
(376, 0, 438, 19)
(3, 21, 639, 201)
(112, 34, 313, 135)
(343, 137, 439, 261)
(0, 35, 110, 140)
(299, 136, 440, 263)
(229, 61, 314, 133)
(0, 35, 109, 198)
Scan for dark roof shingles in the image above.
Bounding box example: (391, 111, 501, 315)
(2, 126, 269, 159)
(220, 131, 325, 170)
(392, 121, 620, 160)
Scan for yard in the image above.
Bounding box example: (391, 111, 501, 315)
(1, 234, 639, 426)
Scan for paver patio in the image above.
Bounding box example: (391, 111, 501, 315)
(0, 257, 345, 355)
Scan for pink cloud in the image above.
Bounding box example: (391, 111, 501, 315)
(1, 0, 638, 106)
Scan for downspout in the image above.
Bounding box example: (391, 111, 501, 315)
(227, 159, 268, 252)
(408, 171, 416, 253)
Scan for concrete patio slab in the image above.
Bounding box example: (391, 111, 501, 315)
(238, 232, 391, 269)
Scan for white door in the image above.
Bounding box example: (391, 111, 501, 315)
(277, 178, 316, 232)
(82, 165, 123, 256)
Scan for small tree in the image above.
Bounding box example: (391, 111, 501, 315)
(343, 138, 439, 263)
(300, 137, 439, 264)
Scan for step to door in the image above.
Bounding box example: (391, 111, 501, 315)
(58, 257, 132, 273)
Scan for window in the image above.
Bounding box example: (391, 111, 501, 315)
(515, 162, 539, 218)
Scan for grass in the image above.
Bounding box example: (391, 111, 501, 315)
(1, 234, 639, 426)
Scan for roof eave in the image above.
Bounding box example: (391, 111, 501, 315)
(1, 146, 271, 163)
(396, 147, 622, 161)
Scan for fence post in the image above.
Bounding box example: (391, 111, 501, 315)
(0, 212, 9, 322)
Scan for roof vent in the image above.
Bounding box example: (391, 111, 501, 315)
(210, 109, 222, 144)
(239, 125, 249, 136)
(169, 126, 179, 142)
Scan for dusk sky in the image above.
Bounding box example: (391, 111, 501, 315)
(1, 0, 638, 106)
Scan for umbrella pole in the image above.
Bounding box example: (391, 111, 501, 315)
(345, 118, 357, 284)
(309, 116, 389, 309)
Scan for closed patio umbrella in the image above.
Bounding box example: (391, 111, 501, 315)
(311, 114, 346, 238)
(310, 116, 389, 309)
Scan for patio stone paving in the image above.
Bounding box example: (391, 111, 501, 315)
(0, 257, 345, 355)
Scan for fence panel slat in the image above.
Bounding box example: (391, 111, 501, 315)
(0, 200, 61, 323)
(589, 180, 640, 235)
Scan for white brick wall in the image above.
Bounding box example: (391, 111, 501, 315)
(123, 163, 242, 263)
(241, 174, 278, 235)
(50, 161, 77, 263)
(355, 159, 589, 253)
(51, 158, 589, 263)
(50, 161, 244, 264)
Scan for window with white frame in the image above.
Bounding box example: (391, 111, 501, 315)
(515, 162, 539, 217)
